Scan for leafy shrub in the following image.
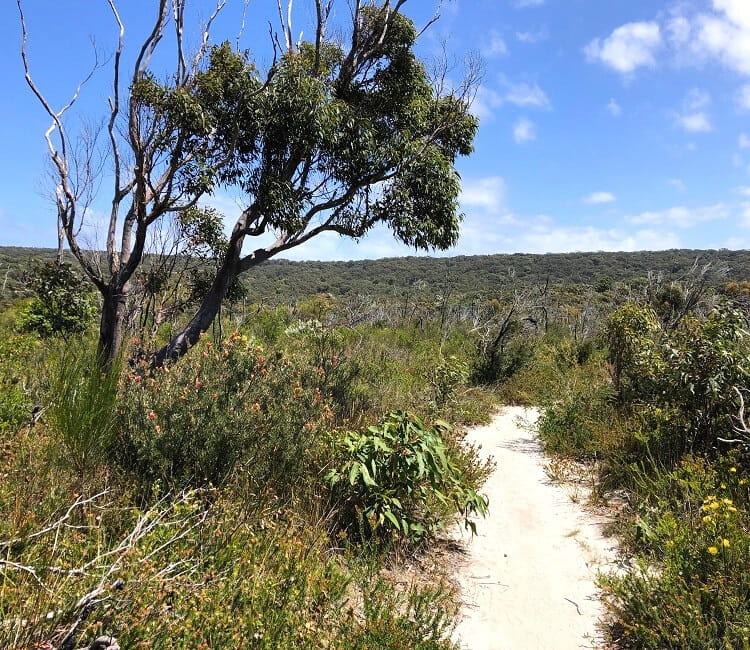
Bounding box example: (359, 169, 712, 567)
(428, 354, 469, 407)
(655, 308, 749, 453)
(537, 383, 616, 458)
(116, 332, 331, 493)
(0, 334, 37, 432)
(472, 336, 535, 385)
(603, 302, 661, 404)
(16, 261, 96, 338)
(326, 411, 488, 545)
(603, 303, 750, 465)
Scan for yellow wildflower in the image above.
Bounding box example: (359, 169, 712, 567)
(722, 538, 731, 548)
(730, 467, 737, 473)
(707, 546, 719, 555)
(702, 515, 712, 523)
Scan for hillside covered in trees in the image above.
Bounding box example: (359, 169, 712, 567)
(2, 246, 749, 305)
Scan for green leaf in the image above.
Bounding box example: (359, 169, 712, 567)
(383, 509, 400, 530)
(360, 462, 376, 487)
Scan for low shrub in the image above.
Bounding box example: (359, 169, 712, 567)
(326, 411, 488, 545)
(0, 333, 40, 433)
(15, 261, 96, 338)
(428, 355, 469, 408)
(116, 332, 332, 494)
(601, 457, 750, 649)
(0, 490, 459, 650)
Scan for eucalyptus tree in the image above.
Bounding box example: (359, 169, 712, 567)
(19, 0, 478, 366)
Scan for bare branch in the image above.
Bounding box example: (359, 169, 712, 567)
(106, 0, 125, 275)
(0, 491, 109, 550)
(191, 0, 228, 75)
(173, 0, 187, 81)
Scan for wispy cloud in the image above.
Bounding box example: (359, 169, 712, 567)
(514, 0, 544, 8)
(584, 22, 662, 75)
(470, 77, 550, 121)
(626, 203, 728, 228)
(672, 89, 713, 133)
(668, 178, 687, 191)
(607, 98, 622, 116)
(513, 117, 536, 143)
(483, 30, 507, 57)
(739, 85, 750, 111)
(460, 177, 506, 214)
(516, 28, 547, 44)
(596, 4, 750, 79)
(676, 112, 713, 132)
(583, 191, 616, 204)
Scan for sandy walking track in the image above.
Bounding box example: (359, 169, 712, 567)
(451, 407, 617, 650)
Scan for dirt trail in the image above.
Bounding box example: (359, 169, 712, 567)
(451, 407, 617, 650)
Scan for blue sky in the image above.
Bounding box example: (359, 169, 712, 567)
(1, 0, 750, 261)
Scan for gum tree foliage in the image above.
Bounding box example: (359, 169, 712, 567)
(16, 261, 97, 338)
(18, 0, 478, 366)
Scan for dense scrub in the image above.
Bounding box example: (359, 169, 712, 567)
(0, 297, 498, 649)
(4, 249, 750, 648)
(523, 297, 750, 648)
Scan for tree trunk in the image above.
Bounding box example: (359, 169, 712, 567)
(152, 245, 241, 368)
(98, 285, 128, 364)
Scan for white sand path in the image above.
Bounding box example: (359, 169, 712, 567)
(451, 406, 617, 650)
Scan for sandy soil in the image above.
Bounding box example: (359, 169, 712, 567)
(451, 407, 618, 650)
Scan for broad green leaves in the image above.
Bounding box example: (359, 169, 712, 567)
(326, 411, 488, 545)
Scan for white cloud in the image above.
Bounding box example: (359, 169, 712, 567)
(691, 2, 750, 76)
(513, 117, 536, 143)
(516, 29, 547, 44)
(661, 2, 750, 76)
(667, 14, 692, 45)
(583, 191, 616, 204)
(514, 0, 544, 7)
(668, 178, 687, 191)
(737, 186, 750, 196)
(483, 30, 507, 57)
(607, 98, 622, 116)
(594, 4, 750, 79)
(677, 112, 713, 132)
(673, 89, 713, 133)
(470, 77, 550, 121)
(516, 225, 680, 254)
(740, 133, 750, 149)
(470, 86, 503, 121)
(626, 203, 728, 228)
(460, 177, 506, 215)
(584, 22, 662, 75)
(742, 202, 750, 228)
(501, 79, 551, 109)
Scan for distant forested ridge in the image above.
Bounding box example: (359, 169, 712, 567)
(2, 246, 749, 304)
